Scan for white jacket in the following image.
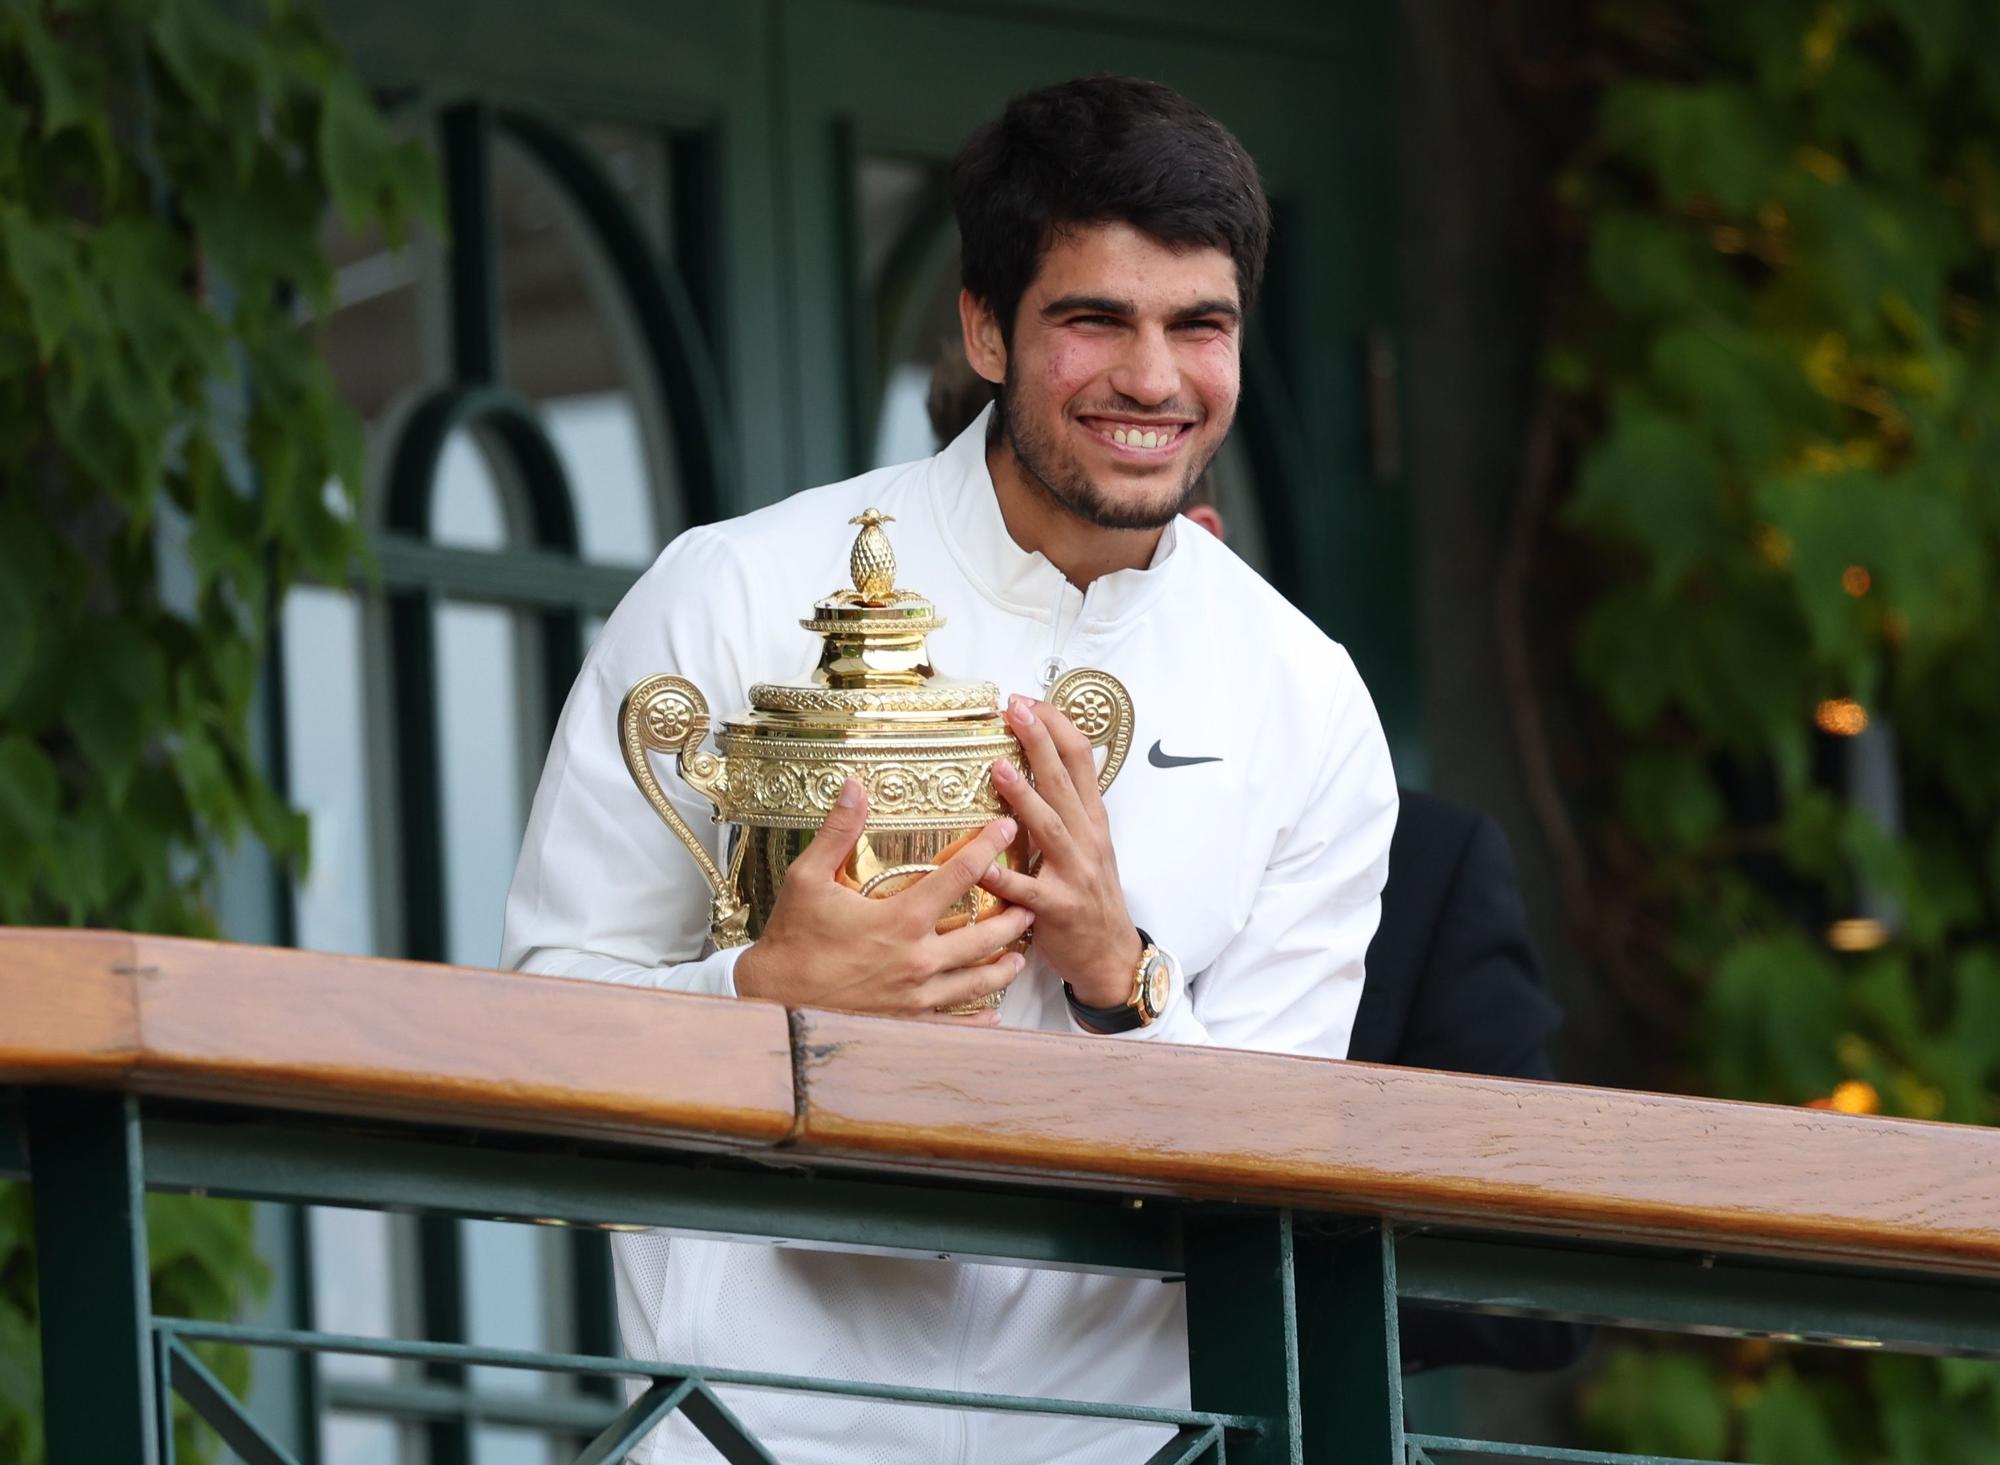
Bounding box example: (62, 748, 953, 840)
(502, 409, 1398, 1463)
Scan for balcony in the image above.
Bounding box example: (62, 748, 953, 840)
(5, 926, 1999, 1463)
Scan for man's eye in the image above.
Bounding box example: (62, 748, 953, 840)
(1068, 314, 1121, 327)
(1175, 319, 1226, 335)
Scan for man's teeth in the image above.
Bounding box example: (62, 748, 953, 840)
(1108, 425, 1179, 448)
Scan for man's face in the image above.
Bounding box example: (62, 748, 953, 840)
(970, 222, 1242, 531)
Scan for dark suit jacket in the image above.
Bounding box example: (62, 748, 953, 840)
(1352, 788, 1589, 1374)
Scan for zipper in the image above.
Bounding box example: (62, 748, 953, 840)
(1040, 581, 1088, 692)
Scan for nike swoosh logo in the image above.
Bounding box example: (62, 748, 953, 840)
(1148, 740, 1223, 769)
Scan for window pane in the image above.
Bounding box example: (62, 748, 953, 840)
(495, 125, 681, 564)
(547, 393, 655, 566)
(309, 1208, 396, 1383)
(433, 428, 510, 552)
(475, 1425, 558, 1465)
(854, 155, 960, 469)
(857, 154, 941, 281)
(323, 1415, 404, 1465)
(873, 359, 938, 469)
(576, 119, 672, 253)
(321, 209, 436, 425)
(462, 1219, 553, 1397)
(283, 587, 375, 956)
(434, 601, 525, 969)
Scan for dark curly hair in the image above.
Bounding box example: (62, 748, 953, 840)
(949, 74, 1272, 344)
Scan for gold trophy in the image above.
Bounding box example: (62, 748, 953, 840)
(618, 509, 1135, 1009)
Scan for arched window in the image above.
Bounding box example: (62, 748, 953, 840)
(274, 101, 733, 1463)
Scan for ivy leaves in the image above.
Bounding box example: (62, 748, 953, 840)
(0, 0, 436, 930)
(1, 3, 436, 1461)
(1562, 0, 2000, 1457)
(1564, 0, 2000, 903)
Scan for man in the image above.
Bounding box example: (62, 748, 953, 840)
(503, 74, 1397, 1462)
(927, 363, 1589, 1379)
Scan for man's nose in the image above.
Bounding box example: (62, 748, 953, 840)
(1109, 326, 1179, 405)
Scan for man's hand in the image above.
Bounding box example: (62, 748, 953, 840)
(978, 695, 1142, 1008)
(733, 779, 1032, 1022)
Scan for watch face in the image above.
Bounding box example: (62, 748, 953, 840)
(1142, 955, 1170, 1017)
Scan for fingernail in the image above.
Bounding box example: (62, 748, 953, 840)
(1012, 953, 1027, 973)
(996, 817, 1017, 842)
(1022, 910, 1035, 926)
(991, 759, 1017, 783)
(1015, 701, 1037, 725)
(838, 778, 863, 808)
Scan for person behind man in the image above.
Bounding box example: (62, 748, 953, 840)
(928, 354, 1588, 1378)
(503, 74, 1398, 1462)
(1349, 788, 1589, 1373)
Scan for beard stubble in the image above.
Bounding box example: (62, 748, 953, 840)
(997, 366, 1221, 532)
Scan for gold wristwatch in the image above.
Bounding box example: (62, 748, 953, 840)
(1064, 928, 1170, 1034)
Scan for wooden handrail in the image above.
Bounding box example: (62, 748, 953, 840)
(5, 929, 1998, 1278)
(790, 1009, 2000, 1276)
(0, 930, 795, 1149)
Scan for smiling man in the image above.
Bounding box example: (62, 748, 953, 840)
(504, 74, 1397, 1464)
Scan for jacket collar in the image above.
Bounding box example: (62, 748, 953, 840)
(924, 404, 1179, 626)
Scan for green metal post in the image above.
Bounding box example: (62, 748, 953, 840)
(286, 1204, 325, 1465)
(1185, 1208, 1302, 1465)
(569, 1230, 621, 1423)
(28, 1090, 159, 1463)
(1298, 1222, 1404, 1464)
(418, 1215, 472, 1465)
(153, 1331, 178, 1465)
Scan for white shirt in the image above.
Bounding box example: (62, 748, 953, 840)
(502, 408, 1398, 1463)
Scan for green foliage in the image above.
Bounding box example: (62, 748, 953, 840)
(0, 1, 435, 1459)
(1581, 1346, 1732, 1458)
(1559, 0, 2000, 1456)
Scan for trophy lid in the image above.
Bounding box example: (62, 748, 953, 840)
(745, 509, 1000, 723)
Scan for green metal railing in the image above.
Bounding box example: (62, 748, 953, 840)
(156, 1322, 1251, 1465)
(7, 931, 2000, 1464)
(12, 1087, 2000, 1464)
(1403, 1442, 1727, 1465)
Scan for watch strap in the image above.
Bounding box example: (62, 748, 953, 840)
(1063, 929, 1158, 1034)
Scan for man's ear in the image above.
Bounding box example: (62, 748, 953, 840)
(959, 288, 1007, 385)
(1184, 504, 1226, 542)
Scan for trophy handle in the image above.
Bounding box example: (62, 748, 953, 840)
(1048, 668, 1135, 794)
(618, 674, 749, 947)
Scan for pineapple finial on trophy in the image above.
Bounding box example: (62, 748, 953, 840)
(848, 508, 898, 601)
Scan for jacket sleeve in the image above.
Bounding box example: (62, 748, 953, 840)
(1071, 648, 1398, 1055)
(1392, 814, 1563, 1080)
(500, 527, 759, 998)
